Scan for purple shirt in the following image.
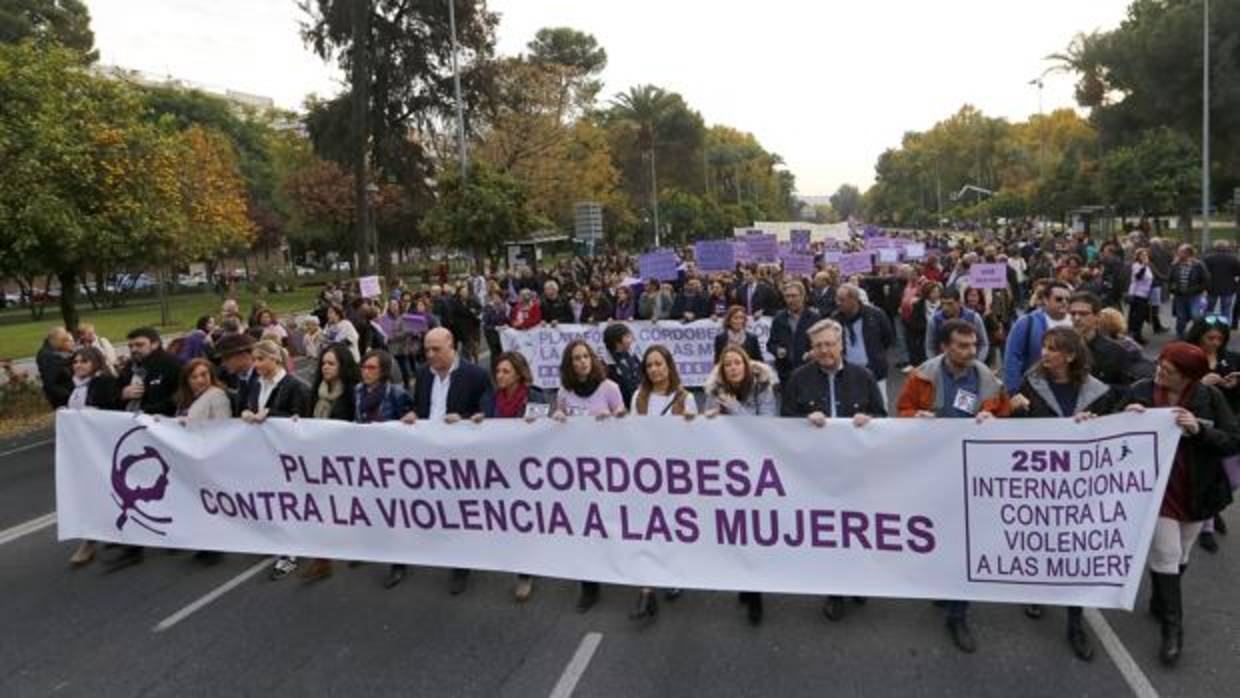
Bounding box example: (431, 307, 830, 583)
(556, 380, 624, 417)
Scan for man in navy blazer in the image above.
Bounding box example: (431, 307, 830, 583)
(400, 328, 493, 594)
(410, 328, 494, 420)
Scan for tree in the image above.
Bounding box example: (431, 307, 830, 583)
(0, 0, 96, 60)
(1055, 0, 1240, 206)
(829, 184, 863, 220)
(300, 0, 498, 276)
(605, 85, 706, 243)
(425, 161, 532, 270)
(1100, 127, 1199, 220)
(0, 42, 252, 330)
(526, 26, 607, 107)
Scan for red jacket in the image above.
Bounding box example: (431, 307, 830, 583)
(509, 300, 542, 330)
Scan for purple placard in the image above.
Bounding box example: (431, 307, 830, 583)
(839, 252, 874, 276)
(782, 253, 816, 277)
(639, 250, 680, 281)
(744, 234, 778, 262)
(877, 248, 900, 264)
(865, 236, 894, 250)
(823, 250, 843, 265)
(694, 240, 736, 273)
(790, 229, 811, 250)
(903, 243, 927, 260)
(732, 239, 752, 264)
(968, 262, 1009, 289)
(401, 313, 430, 336)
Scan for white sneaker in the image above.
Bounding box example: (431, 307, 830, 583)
(269, 556, 298, 580)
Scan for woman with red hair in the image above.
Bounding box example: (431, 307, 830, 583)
(1123, 342, 1239, 666)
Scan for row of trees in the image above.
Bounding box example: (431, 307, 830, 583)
(0, 0, 798, 330)
(859, 0, 1237, 228)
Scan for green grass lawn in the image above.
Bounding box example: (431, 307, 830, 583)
(0, 286, 321, 360)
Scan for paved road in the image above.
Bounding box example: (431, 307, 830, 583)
(3, 321, 1238, 697)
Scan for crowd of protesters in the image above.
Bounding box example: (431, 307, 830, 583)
(35, 222, 1240, 668)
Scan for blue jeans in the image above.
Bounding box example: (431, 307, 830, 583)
(1173, 293, 1205, 338)
(1207, 293, 1236, 323)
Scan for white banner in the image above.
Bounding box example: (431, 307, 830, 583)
(56, 409, 1182, 608)
(500, 318, 773, 389)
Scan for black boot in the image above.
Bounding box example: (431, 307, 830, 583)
(1153, 573, 1183, 666)
(1199, 530, 1219, 553)
(822, 595, 847, 622)
(448, 568, 470, 595)
(1147, 571, 1164, 621)
(384, 564, 407, 589)
(576, 581, 599, 613)
(739, 592, 763, 626)
(1066, 607, 1094, 661)
(629, 588, 658, 621)
(1215, 514, 1228, 536)
(104, 545, 144, 573)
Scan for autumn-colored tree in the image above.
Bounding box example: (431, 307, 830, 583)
(0, 42, 255, 330)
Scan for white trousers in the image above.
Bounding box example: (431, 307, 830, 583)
(1148, 516, 1205, 574)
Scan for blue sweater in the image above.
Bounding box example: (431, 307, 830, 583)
(1002, 310, 1050, 393)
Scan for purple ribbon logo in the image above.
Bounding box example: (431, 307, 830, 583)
(110, 425, 173, 535)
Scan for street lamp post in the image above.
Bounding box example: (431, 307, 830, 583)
(647, 150, 661, 248)
(365, 182, 380, 273)
(447, 0, 468, 181)
(1201, 0, 1211, 249)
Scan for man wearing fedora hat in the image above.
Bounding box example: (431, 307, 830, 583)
(214, 333, 257, 416)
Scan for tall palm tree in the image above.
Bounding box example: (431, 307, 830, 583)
(610, 85, 678, 246)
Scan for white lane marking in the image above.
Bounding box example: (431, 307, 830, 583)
(0, 438, 53, 459)
(549, 632, 603, 698)
(1085, 608, 1159, 698)
(153, 557, 274, 633)
(0, 512, 57, 545)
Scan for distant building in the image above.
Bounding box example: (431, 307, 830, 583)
(93, 64, 279, 114)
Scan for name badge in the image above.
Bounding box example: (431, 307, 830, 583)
(953, 388, 979, 415)
(524, 403, 550, 419)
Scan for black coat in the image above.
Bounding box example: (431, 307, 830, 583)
(246, 373, 313, 418)
(780, 362, 887, 419)
(714, 332, 763, 364)
(1123, 379, 1239, 520)
(1015, 374, 1117, 419)
(832, 305, 896, 381)
(218, 366, 259, 418)
(671, 293, 711, 321)
(540, 295, 574, 324)
(1203, 251, 1240, 296)
(1087, 334, 1134, 388)
(36, 341, 73, 408)
(808, 285, 837, 318)
(84, 373, 121, 409)
(116, 348, 183, 416)
(767, 307, 821, 381)
(411, 360, 494, 419)
(732, 282, 782, 316)
(607, 352, 643, 409)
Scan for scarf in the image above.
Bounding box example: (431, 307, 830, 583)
(494, 384, 529, 419)
(727, 328, 748, 347)
(569, 374, 602, 399)
(358, 383, 386, 423)
(314, 380, 344, 419)
(68, 375, 91, 410)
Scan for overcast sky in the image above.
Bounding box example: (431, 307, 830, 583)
(86, 0, 1134, 196)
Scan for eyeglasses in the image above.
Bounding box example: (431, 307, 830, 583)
(1203, 315, 1230, 326)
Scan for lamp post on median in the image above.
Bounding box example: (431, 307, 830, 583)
(1201, 0, 1211, 249)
